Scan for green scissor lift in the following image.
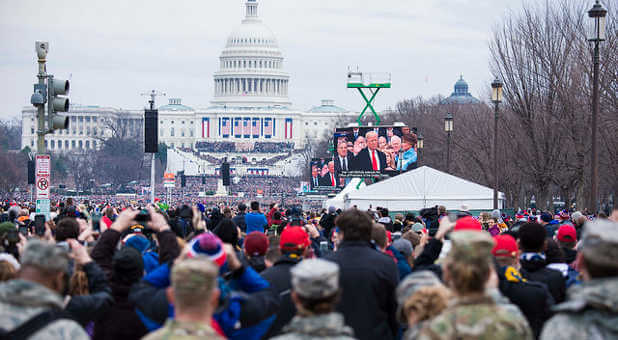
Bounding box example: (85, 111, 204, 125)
(347, 71, 391, 125)
(346, 70, 391, 188)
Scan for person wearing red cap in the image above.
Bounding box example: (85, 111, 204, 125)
(555, 225, 577, 264)
(243, 231, 269, 273)
(453, 216, 482, 232)
(260, 226, 311, 338)
(491, 234, 554, 338)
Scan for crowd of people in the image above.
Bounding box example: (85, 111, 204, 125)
(193, 142, 295, 154)
(0, 197, 616, 339)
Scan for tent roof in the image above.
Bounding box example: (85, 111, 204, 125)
(323, 178, 365, 209)
(346, 166, 504, 201)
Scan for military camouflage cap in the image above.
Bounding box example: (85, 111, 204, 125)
(291, 258, 339, 299)
(581, 219, 618, 268)
(447, 230, 495, 261)
(396, 270, 443, 323)
(21, 239, 70, 274)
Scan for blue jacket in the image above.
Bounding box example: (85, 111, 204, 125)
(245, 212, 268, 234)
(397, 148, 417, 171)
(387, 245, 412, 280)
(130, 263, 279, 340)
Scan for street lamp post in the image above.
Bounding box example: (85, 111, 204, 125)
(444, 113, 453, 173)
(588, 0, 607, 214)
(491, 77, 504, 210)
(417, 134, 424, 166)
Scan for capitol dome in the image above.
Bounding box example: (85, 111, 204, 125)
(212, 0, 291, 108)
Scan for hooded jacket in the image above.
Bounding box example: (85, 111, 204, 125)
(540, 277, 618, 340)
(260, 254, 303, 338)
(519, 254, 566, 304)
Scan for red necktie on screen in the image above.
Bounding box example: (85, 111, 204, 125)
(371, 151, 378, 171)
(331, 174, 335, 186)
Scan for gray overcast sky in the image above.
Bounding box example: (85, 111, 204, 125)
(0, 0, 524, 118)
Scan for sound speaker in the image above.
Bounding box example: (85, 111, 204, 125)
(221, 162, 230, 186)
(178, 171, 185, 188)
(27, 160, 35, 184)
(144, 109, 158, 153)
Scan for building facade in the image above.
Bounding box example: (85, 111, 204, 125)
(21, 0, 355, 154)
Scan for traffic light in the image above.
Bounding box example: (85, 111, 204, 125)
(47, 76, 70, 131)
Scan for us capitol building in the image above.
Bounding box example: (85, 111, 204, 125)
(21, 0, 357, 177)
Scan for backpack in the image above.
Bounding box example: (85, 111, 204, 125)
(0, 309, 73, 340)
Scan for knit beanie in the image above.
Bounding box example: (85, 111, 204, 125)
(112, 247, 144, 286)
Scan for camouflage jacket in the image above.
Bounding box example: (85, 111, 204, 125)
(540, 277, 618, 340)
(417, 294, 533, 340)
(271, 312, 357, 340)
(142, 318, 225, 340)
(0, 279, 89, 340)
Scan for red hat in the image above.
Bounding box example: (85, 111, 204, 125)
(492, 235, 518, 257)
(454, 216, 482, 231)
(557, 225, 577, 243)
(244, 231, 269, 256)
(280, 226, 310, 252)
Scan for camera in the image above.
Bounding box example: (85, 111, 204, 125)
(135, 209, 151, 222)
(35, 41, 49, 59)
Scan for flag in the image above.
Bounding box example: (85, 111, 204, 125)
(222, 118, 230, 137)
(234, 118, 241, 138)
(264, 119, 272, 137)
(243, 118, 251, 137)
(252, 119, 259, 137)
(202, 118, 210, 138)
(285, 118, 293, 139)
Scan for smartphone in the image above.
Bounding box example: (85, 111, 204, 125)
(91, 213, 101, 232)
(18, 225, 28, 236)
(34, 214, 46, 236)
(319, 241, 328, 253)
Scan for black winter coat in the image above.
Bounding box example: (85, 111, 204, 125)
(260, 255, 302, 339)
(498, 269, 555, 339)
(520, 258, 567, 304)
(93, 282, 148, 340)
(325, 240, 399, 340)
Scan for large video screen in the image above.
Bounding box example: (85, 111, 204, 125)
(333, 125, 416, 179)
(309, 158, 343, 191)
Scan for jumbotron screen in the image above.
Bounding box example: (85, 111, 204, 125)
(308, 158, 343, 190)
(333, 125, 416, 179)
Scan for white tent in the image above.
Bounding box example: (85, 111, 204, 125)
(343, 166, 505, 211)
(322, 178, 365, 210)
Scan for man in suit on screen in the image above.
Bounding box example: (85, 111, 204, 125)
(352, 131, 387, 173)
